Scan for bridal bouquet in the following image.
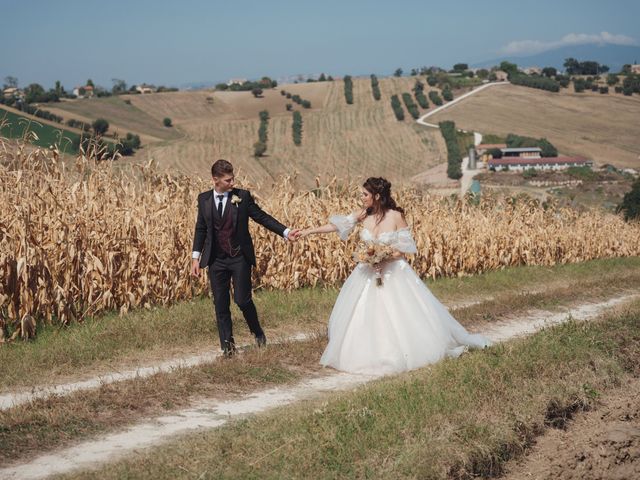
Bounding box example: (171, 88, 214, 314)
(353, 243, 395, 286)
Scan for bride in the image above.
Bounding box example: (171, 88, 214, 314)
(300, 177, 490, 375)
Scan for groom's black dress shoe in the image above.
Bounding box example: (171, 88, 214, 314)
(222, 341, 237, 358)
(256, 334, 267, 347)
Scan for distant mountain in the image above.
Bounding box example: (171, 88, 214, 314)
(178, 80, 219, 91)
(473, 44, 640, 73)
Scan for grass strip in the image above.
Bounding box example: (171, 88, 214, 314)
(0, 336, 326, 465)
(2, 267, 639, 466)
(1, 257, 639, 390)
(59, 300, 640, 479)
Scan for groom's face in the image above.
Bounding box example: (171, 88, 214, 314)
(213, 173, 235, 193)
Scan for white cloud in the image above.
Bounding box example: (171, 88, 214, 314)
(500, 31, 638, 56)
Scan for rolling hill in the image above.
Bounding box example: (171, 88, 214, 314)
(429, 83, 640, 169)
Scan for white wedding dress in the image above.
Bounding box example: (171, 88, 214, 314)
(320, 214, 491, 375)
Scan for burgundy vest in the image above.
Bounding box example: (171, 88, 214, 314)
(214, 207, 238, 257)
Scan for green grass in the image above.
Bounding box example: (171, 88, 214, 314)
(480, 133, 506, 144)
(0, 106, 81, 154)
(2, 257, 639, 391)
(58, 300, 640, 479)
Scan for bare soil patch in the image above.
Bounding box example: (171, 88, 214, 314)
(501, 376, 640, 480)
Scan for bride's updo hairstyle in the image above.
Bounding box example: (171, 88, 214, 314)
(363, 177, 404, 223)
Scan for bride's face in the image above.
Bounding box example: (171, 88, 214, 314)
(360, 188, 374, 209)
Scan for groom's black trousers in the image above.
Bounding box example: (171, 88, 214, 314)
(208, 254, 264, 351)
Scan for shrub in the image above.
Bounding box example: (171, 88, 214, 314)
(292, 111, 303, 146)
(163, 117, 172, 127)
(401, 92, 420, 119)
(344, 75, 354, 104)
(253, 141, 266, 157)
(92, 118, 109, 135)
(428, 91, 443, 106)
(415, 90, 429, 109)
(617, 178, 640, 221)
(370, 75, 381, 101)
(390, 95, 405, 121)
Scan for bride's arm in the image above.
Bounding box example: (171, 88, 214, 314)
(300, 210, 364, 238)
(300, 223, 338, 237)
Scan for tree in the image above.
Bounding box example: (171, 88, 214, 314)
(563, 58, 580, 75)
(617, 178, 640, 221)
(499, 61, 518, 79)
(92, 118, 110, 135)
(86, 79, 95, 87)
(453, 63, 468, 72)
(487, 148, 502, 159)
(538, 138, 557, 157)
(476, 69, 489, 79)
(54, 80, 65, 96)
(112, 78, 127, 94)
(319, 73, 327, 82)
(24, 83, 46, 103)
(542, 67, 557, 78)
(3, 75, 18, 88)
(251, 87, 263, 98)
(394, 68, 403, 77)
(607, 74, 619, 86)
(410, 68, 418, 76)
(163, 117, 172, 127)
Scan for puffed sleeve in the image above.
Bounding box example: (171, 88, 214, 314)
(329, 213, 357, 241)
(392, 228, 418, 254)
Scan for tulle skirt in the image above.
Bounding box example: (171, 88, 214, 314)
(320, 259, 490, 375)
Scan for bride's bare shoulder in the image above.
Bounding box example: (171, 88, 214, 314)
(390, 210, 408, 228)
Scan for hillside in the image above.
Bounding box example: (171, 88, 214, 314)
(42, 96, 183, 145)
(133, 77, 449, 187)
(41, 78, 447, 188)
(429, 83, 640, 169)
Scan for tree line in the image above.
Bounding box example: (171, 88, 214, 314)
(254, 110, 269, 157)
(280, 90, 312, 109)
(439, 121, 463, 179)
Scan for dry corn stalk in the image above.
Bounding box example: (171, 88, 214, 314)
(1, 137, 639, 327)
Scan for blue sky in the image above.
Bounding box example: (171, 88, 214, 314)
(1, 0, 638, 89)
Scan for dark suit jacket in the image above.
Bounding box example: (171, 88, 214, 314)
(192, 188, 286, 267)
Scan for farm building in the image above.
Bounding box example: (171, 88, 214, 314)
(488, 156, 592, 171)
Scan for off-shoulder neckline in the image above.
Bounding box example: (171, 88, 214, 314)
(361, 226, 410, 240)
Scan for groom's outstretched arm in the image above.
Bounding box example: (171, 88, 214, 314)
(245, 191, 288, 237)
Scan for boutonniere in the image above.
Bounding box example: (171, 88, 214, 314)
(230, 194, 242, 205)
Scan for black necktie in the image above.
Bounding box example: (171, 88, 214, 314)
(217, 194, 224, 217)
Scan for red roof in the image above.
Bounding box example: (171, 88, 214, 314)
(488, 156, 591, 166)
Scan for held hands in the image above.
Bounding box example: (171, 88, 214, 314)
(287, 228, 302, 241)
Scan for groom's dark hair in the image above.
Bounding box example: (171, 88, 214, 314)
(211, 159, 234, 177)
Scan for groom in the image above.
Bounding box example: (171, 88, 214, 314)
(191, 159, 299, 356)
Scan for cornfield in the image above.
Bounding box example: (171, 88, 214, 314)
(1, 140, 639, 327)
